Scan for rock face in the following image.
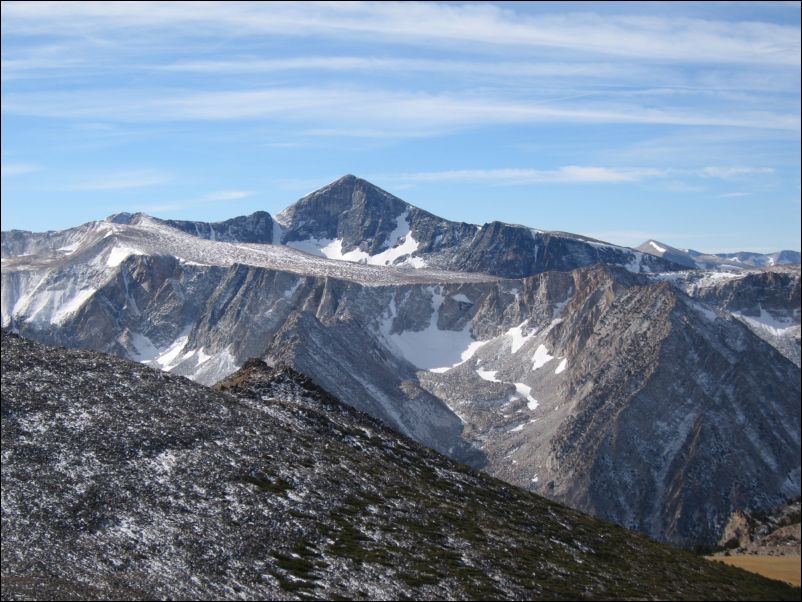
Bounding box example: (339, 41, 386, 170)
(658, 266, 801, 367)
(1, 176, 800, 549)
(7, 332, 800, 601)
(719, 498, 801, 556)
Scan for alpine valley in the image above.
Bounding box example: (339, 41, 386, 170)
(2, 175, 800, 553)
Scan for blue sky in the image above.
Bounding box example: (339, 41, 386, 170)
(2, 1, 800, 253)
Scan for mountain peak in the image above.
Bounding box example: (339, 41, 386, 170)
(276, 175, 410, 243)
(303, 174, 399, 204)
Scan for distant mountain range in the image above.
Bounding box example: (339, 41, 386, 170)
(2, 175, 799, 549)
(637, 239, 800, 270)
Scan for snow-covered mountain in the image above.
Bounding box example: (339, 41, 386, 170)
(637, 239, 800, 270)
(2, 175, 800, 548)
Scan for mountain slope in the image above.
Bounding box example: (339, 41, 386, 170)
(2, 331, 799, 601)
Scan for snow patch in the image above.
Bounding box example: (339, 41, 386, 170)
(284, 210, 424, 268)
(451, 293, 472, 304)
(649, 241, 667, 254)
(57, 242, 81, 254)
(379, 288, 487, 372)
(507, 321, 536, 354)
(51, 288, 97, 324)
(476, 368, 500, 382)
(731, 306, 797, 336)
(555, 358, 568, 374)
(691, 302, 718, 322)
(106, 246, 144, 267)
(532, 344, 555, 371)
(272, 219, 283, 245)
(129, 332, 159, 361)
(153, 333, 190, 371)
(514, 383, 539, 410)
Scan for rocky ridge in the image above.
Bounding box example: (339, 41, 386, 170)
(2, 331, 799, 601)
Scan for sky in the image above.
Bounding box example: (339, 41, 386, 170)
(1, 1, 800, 253)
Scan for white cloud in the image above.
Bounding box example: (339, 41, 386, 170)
(719, 191, 752, 198)
(380, 166, 668, 185)
(701, 166, 775, 178)
(1, 163, 40, 176)
(3, 2, 799, 65)
(157, 56, 655, 82)
(4, 87, 798, 133)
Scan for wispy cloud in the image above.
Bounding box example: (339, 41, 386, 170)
(67, 170, 171, 191)
(719, 191, 752, 198)
(1, 163, 40, 177)
(4, 87, 798, 133)
(3, 2, 799, 65)
(701, 166, 775, 178)
(157, 56, 657, 82)
(379, 166, 669, 185)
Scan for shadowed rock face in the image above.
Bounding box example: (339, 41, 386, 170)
(2, 331, 800, 601)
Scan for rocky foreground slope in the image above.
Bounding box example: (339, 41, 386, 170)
(2, 331, 799, 601)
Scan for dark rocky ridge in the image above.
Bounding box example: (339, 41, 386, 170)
(2, 331, 799, 601)
(273, 175, 684, 278)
